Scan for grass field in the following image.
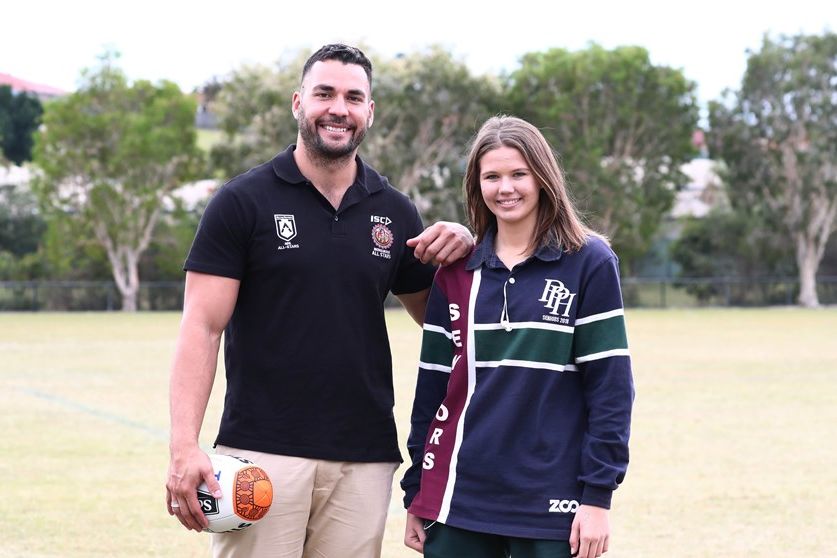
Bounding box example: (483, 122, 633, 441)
(1, 308, 836, 557)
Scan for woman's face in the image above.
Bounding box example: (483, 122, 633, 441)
(479, 146, 541, 232)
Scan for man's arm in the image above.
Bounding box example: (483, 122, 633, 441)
(396, 288, 431, 326)
(407, 221, 473, 266)
(166, 271, 240, 532)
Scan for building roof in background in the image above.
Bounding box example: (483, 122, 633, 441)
(0, 72, 67, 99)
(168, 178, 219, 211)
(672, 158, 725, 218)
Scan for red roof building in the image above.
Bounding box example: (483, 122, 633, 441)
(0, 72, 66, 100)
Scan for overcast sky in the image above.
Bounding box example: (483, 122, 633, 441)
(2, 0, 833, 114)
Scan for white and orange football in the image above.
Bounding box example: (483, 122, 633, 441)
(198, 454, 273, 533)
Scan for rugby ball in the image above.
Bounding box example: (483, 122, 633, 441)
(198, 454, 273, 533)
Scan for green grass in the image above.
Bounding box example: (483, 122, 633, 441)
(1, 308, 836, 557)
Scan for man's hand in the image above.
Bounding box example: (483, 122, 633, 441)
(166, 446, 222, 532)
(407, 221, 473, 266)
(569, 504, 610, 558)
(404, 512, 427, 553)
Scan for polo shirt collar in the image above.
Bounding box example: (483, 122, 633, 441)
(271, 144, 385, 194)
(466, 226, 563, 270)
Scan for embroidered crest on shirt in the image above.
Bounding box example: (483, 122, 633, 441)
(274, 214, 300, 250)
(370, 215, 393, 259)
(539, 279, 576, 323)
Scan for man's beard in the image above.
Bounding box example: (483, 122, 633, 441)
(297, 108, 368, 164)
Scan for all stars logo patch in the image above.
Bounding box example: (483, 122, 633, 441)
(371, 216, 393, 259)
(275, 214, 300, 250)
(275, 214, 297, 241)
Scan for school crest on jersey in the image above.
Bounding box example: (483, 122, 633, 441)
(539, 279, 576, 324)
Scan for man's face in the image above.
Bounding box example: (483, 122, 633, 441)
(292, 60, 374, 160)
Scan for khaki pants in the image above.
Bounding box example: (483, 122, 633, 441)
(211, 445, 398, 558)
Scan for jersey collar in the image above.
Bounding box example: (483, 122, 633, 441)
(271, 144, 385, 195)
(466, 226, 564, 270)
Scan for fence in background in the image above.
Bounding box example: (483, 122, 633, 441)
(0, 281, 183, 311)
(1, 277, 836, 311)
(621, 276, 837, 307)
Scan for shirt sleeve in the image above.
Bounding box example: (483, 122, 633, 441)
(400, 276, 454, 507)
(390, 203, 437, 295)
(184, 185, 250, 279)
(573, 254, 635, 509)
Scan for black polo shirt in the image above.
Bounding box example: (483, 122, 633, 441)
(185, 145, 435, 462)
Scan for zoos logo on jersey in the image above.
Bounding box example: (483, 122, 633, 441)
(548, 499, 579, 513)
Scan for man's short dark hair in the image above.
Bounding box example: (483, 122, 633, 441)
(302, 44, 373, 90)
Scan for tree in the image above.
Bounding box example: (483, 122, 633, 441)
(0, 181, 47, 281)
(209, 58, 303, 179)
(670, 209, 795, 304)
(0, 183, 46, 257)
(505, 44, 699, 272)
(32, 52, 201, 311)
(209, 47, 500, 223)
(363, 47, 501, 222)
(140, 200, 204, 281)
(709, 32, 837, 307)
(0, 85, 44, 164)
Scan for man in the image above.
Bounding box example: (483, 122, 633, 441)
(165, 43, 472, 558)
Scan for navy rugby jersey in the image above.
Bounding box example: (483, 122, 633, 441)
(401, 229, 634, 540)
(185, 145, 435, 463)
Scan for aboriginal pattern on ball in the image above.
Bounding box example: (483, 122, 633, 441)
(234, 466, 273, 521)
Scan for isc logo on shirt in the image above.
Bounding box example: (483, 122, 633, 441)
(370, 215, 392, 226)
(548, 499, 579, 513)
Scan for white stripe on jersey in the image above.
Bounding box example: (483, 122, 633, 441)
(423, 323, 453, 339)
(574, 308, 624, 326)
(475, 359, 576, 372)
(473, 321, 574, 334)
(419, 361, 452, 373)
(576, 348, 631, 363)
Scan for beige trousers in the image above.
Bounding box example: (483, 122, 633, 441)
(211, 445, 398, 558)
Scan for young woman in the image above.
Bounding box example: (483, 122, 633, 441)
(401, 116, 634, 558)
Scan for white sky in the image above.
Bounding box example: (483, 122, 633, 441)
(2, 0, 833, 115)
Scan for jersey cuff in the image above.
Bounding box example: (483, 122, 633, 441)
(581, 485, 613, 509)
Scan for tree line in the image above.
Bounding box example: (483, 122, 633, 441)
(1, 33, 835, 309)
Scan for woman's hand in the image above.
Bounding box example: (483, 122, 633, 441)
(569, 504, 610, 558)
(404, 512, 427, 553)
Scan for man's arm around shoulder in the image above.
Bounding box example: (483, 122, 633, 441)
(398, 221, 473, 325)
(407, 221, 473, 266)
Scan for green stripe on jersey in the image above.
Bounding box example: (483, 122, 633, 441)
(420, 329, 454, 367)
(573, 315, 628, 358)
(475, 327, 573, 365)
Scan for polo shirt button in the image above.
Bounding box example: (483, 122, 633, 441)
(508, 277, 516, 284)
